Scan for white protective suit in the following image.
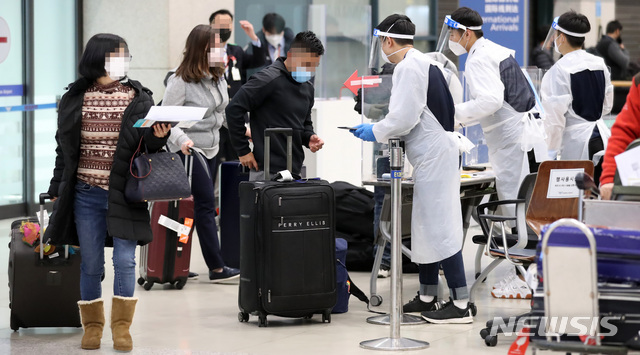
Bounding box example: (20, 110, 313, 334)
(540, 50, 614, 160)
(372, 49, 463, 264)
(455, 37, 535, 210)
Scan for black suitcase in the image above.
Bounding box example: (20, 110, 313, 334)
(237, 128, 337, 327)
(219, 161, 249, 268)
(8, 193, 81, 330)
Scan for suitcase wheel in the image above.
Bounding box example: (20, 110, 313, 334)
(470, 302, 478, 317)
(143, 282, 153, 291)
(137, 277, 145, 286)
(322, 310, 331, 323)
(175, 280, 186, 290)
(370, 295, 383, 307)
(484, 334, 498, 347)
(258, 314, 268, 327)
(238, 312, 249, 323)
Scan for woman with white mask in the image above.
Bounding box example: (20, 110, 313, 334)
(540, 11, 614, 163)
(45, 33, 171, 351)
(162, 25, 240, 283)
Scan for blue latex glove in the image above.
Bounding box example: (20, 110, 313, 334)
(351, 123, 377, 142)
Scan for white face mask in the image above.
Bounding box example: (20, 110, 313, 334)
(209, 47, 225, 68)
(105, 56, 130, 81)
(265, 33, 283, 48)
(553, 36, 562, 54)
(448, 36, 468, 56)
(380, 40, 409, 64)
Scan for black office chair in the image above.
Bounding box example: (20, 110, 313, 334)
(468, 173, 539, 347)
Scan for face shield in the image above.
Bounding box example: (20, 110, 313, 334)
(435, 15, 481, 55)
(541, 16, 588, 57)
(368, 27, 414, 71)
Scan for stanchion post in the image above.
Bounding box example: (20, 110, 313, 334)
(360, 139, 429, 351)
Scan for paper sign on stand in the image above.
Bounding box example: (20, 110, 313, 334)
(157, 215, 193, 243)
(547, 168, 584, 199)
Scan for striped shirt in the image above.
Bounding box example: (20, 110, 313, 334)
(77, 81, 135, 190)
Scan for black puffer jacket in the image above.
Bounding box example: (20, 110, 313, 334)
(44, 77, 167, 246)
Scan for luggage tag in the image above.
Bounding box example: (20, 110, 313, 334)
(179, 218, 193, 244)
(157, 215, 192, 244)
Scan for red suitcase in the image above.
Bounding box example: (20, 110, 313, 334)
(138, 198, 194, 290)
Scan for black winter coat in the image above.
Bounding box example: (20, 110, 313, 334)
(44, 78, 168, 246)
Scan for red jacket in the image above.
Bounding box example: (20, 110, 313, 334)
(601, 74, 640, 185)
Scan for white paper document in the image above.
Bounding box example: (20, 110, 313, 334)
(547, 168, 584, 199)
(134, 106, 207, 129)
(614, 145, 640, 186)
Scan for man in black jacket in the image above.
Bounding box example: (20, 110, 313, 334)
(245, 13, 295, 79)
(209, 9, 265, 161)
(226, 31, 325, 180)
(596, 20, 630, 80)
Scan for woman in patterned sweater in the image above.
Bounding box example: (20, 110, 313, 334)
(45, 33, 170, 351)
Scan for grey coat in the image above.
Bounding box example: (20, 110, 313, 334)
(162, 74, 229, 158)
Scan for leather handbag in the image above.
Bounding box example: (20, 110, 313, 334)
(125, 138, 191, 203)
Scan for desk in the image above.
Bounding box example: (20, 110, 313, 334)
(362, 173, 497, 240)
(362, 174, 496, 306)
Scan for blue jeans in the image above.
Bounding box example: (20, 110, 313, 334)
(74, 182, 137, 301)
(178, 152, 224, 270)
(418, 250, 468, 300)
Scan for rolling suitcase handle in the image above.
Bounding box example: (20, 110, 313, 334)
(38, 193, 70, 260)
(264, 128, 293, 177)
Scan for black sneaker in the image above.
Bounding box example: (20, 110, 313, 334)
(421, 299, 473, 324)
(209, 266, 240, 283)
(403, 292, 439, 313)
(188, 272, 199, 279)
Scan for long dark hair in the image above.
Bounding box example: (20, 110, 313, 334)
(175, 24, 223, 83)
(79, 33, 129, 80)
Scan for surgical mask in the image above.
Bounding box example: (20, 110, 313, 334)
(448, 36, 467, 56)
(266, 33, 283, 48)
(104, 56, 129, 81)
(553, 36, 562, 54)
(380, 43, 409, 64)
(209, 47, 225, 67)
(291, 67, 313, 83)
(219, 29, 231, 43)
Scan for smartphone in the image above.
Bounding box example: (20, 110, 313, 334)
(338, 126, 357, 132)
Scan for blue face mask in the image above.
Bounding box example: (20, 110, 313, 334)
(291, 67, 313, 83)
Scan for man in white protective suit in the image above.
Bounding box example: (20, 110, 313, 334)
(351, 14, 472, 324)
(540, 11, 613, 164)
(439, 7, 543, 221)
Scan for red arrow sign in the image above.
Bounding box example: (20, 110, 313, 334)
(342, 70, 381, 95)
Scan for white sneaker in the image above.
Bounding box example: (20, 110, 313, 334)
(491, 277, 531, 299)
(492, 273, 516, 290)
(378, 267, 390, 278)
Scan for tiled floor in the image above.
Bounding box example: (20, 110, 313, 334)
(0, 217, 541, 354)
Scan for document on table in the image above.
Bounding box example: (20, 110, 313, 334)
(133, 106, 207, 129)
(614, 145, 640, 186)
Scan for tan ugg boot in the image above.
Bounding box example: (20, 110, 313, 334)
(111, 296, 138, 352)
(78, 298, 105, 350)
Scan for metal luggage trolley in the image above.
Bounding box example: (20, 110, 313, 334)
(530, 218, 628, 354)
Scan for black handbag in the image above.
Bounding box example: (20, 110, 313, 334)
(124, 138, 191, 203)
